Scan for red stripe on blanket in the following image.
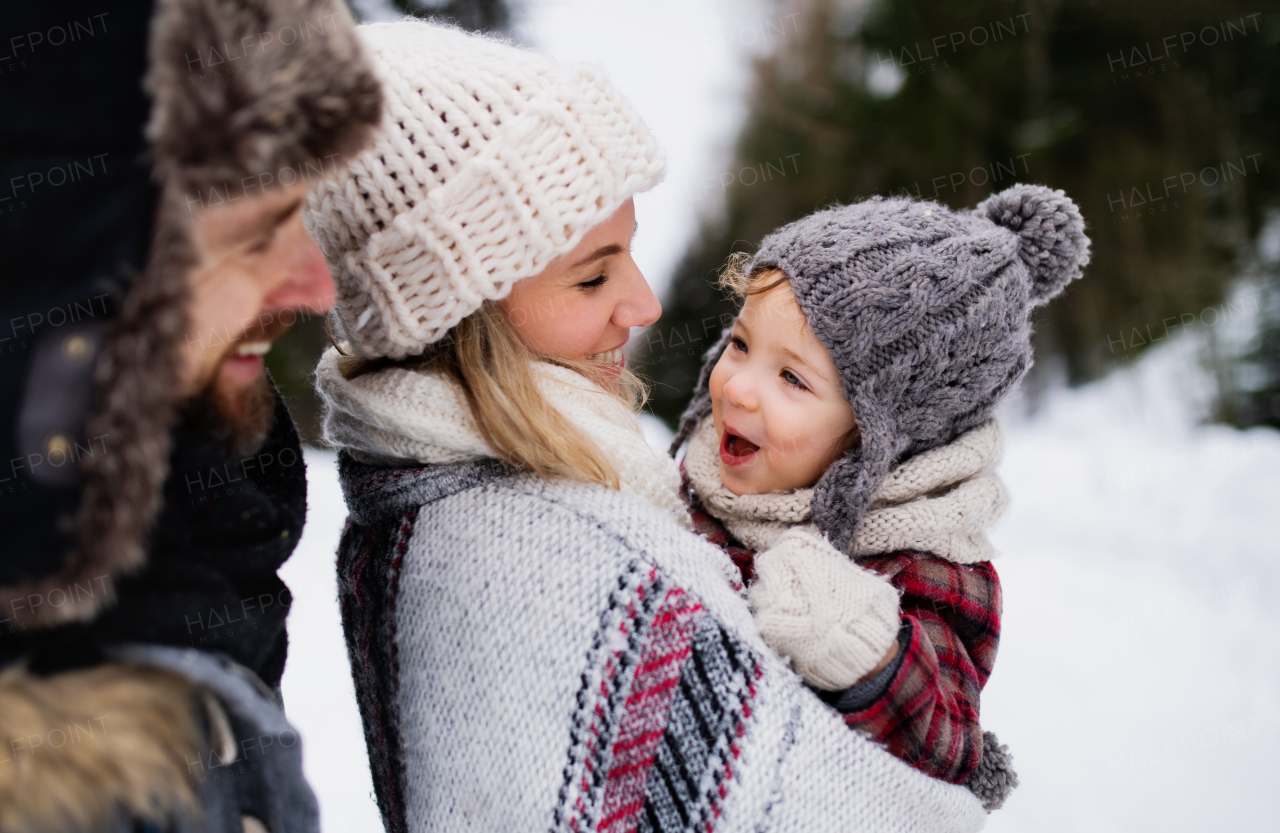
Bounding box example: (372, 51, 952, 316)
(596, 587, 704, 833)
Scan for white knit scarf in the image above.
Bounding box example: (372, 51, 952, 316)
(315, 348, 691, 528)
(683, 417, 1008, 564)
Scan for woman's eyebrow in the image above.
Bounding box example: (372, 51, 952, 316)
(570, 243, 624, 269)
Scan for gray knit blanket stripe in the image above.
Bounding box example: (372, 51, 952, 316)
(337, 463, 412, 833)
(335, 456, 987, 832)
(339, 456, 759, 833)
(339, 454, 514, 524)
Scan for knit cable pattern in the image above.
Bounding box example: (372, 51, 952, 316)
(674, 184, 1089, 553)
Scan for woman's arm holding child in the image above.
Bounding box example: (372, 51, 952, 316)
(750, 532, 999, 784)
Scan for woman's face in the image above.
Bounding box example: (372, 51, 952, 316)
(498, 199, 660, 366)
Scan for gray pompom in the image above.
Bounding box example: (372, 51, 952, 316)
(977, 184, 1090, 306)
(965, 730, 1019, 812)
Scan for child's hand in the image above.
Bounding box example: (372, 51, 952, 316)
(749, 527, 901, 691)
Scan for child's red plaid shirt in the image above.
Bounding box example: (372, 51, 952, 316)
(682, 471, 1001, 784)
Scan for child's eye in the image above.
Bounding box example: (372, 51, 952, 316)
(729, 336, 747, 353)
(781, 369, 808, 391)
(577, 274, 607, 291)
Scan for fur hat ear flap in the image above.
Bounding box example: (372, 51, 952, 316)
(975, 184, 1091, 306)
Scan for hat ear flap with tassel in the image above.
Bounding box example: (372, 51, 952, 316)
(671, 183, 1092, 550)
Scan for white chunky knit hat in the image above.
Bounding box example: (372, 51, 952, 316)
(303, 21, 667, 359)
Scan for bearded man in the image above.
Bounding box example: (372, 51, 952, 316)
(0, 1, 382, 830)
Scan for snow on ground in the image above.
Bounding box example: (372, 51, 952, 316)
(282, 333, 1280, 832)
(278, 449, 383, 832)
(982, 336, 1280, 832)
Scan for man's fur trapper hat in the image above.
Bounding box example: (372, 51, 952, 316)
(147, 0, 383, 200)
(0, 0, 382, 629)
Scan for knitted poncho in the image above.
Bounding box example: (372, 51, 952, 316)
(317, 361, 987, 832)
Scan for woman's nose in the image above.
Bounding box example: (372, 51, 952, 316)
(614, 259, 661, 329)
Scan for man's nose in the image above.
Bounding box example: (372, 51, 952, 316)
(264, 215, 336, 314)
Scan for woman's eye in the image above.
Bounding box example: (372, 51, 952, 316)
(781, 369, 808, 391)
(246, 233, 275, 254)
(577, 274, 607, 291)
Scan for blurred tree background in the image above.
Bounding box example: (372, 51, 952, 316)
(386, 0, 510, 31)
(274, 0, 1280, 441)
(639, 0, 1280, 430)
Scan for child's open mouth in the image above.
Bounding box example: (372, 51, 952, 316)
(719, 429, 760, 466)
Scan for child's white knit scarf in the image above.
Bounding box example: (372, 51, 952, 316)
(315, 348, 691, 528)
(683, 417, 1008, 563)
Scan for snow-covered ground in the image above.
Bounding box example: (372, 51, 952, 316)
(278, 452, 380, 831)
(281, 333, 1280, 832)
(981, 336, 1280, 833)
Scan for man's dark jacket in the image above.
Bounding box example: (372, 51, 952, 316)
(0, 1, 380, 830)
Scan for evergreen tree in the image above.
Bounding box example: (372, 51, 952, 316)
(639, 0, 1280, 428)
(390, 0, 511, 33)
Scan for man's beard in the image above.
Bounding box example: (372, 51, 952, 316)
(180, 369, 278, 461)
(179, 316, 293, 460)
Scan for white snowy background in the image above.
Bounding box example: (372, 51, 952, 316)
(282, 2, 1280, 830)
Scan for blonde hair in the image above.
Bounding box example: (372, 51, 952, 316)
(336, 302, 648, 490)
(718, 251, 789, 297)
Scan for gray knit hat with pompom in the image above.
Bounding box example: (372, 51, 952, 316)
(671, 184, 1091, 553)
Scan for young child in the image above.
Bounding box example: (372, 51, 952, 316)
(670, 184, 1090, 811)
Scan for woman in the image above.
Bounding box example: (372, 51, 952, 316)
(307, 20, 987, 833)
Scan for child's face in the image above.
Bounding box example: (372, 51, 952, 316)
(709, 277, 857, 495)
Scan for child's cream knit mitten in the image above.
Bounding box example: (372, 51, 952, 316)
(749, 527, 901, 691)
